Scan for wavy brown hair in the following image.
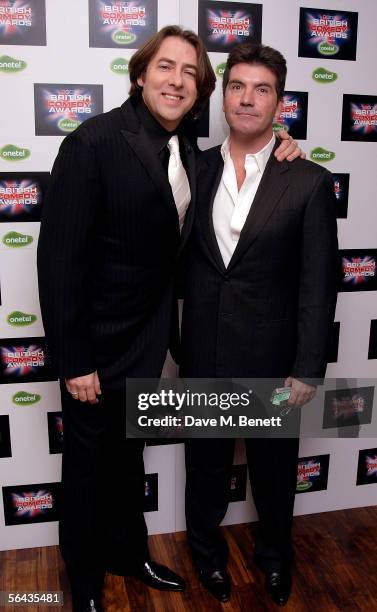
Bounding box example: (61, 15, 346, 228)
(128, 25, 216, 119)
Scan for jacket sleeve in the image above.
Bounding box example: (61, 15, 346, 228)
(37, 129, 101, 380)
(291, 169, 339, 379)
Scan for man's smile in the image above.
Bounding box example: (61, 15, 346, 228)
(162, 92, 184, 101)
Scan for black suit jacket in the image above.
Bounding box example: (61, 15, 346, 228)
(37, 97, 196, 388)
(180, 144, 339, 379)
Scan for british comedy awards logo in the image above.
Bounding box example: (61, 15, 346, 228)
(34, 84, 103, 136)
(144, 473, 158, 512)
(89, 0, 157, 48)
(296, 454, 330, 493)
(332, 173, 349, 219)
(298, 7, 358, 60)
(198, 1, 262, 53)
(328, 321, 340, 364)
(323, 386, 373, 429)
(47, 412, 63, 454)
(0, 415, 12, 458)
(2, 482, 60, 525)
(0, 337, 56, 383)
(0, 0, 46, 46)
(339, 250, 377, 292)
(0, 172, 48, 222)
(273, 91, 308, 140)
(368, 320, 377, 360)
(341, 95, 377, 143)
(356, 448, 377, 486)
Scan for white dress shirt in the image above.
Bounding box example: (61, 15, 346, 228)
(213, 134, 276, 267)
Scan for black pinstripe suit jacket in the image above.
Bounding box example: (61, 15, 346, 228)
(37, 96, 196, 389)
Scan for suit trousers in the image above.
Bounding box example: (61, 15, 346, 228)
(185, 437, 299, 573)
(59, 387, 148, 592)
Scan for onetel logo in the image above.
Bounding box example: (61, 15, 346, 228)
(112, 31, 136, 45)
(12, 391, 41, 405)
(0, 145, 31, 162)
(297, 480, 312, 492)
(3, 231, 33, 247)
(58, 118, 81, 133)
(0, 55, 27, 73)
(111, 58, 129, 74)
(318, 41, 339, 56)
(272, 122, 288, 132)
(310, 147, 335, 163)
(312, 67, 338, 84)
(215, 63, 226, 78)
(7, 311, 37, 326)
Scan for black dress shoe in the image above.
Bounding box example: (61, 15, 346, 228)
(265, 568, 292, 606)
(132, 560, 186, 591)
(199, 568, 231, 602)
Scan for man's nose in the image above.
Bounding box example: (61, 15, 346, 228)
(240, 87, 255, 106)
(169, 68, 183, 88)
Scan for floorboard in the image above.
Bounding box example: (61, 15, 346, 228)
(1, 507, 376, 611)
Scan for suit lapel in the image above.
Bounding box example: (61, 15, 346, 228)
(227, 151, 290, 272)
(197, 149, 227, 274)
(120, 100, 179, 226)
(179, 135, 196, 253)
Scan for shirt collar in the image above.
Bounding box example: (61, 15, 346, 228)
(134, 94, 176, 154)
(221, 134, 276, 174)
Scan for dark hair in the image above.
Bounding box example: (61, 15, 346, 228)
(222, 43, 287, 100)
(128, 25, 216, 118)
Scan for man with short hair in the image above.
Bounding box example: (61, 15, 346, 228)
(181, 43, 338, 606)
(38, 27, 302, 611)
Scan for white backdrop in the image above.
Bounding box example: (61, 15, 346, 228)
(0, 0, 376, 551)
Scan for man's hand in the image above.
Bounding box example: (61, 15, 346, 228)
(274, 130, 306, 162)
(65, 371, 102, 405)
(284, 376, 316, 408)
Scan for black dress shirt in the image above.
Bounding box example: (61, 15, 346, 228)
(134, 95, 188, 174)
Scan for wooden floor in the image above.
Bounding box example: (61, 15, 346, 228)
(1, 507, 377, 611)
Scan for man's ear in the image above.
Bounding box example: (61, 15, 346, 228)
(275, 98, 283, 117)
